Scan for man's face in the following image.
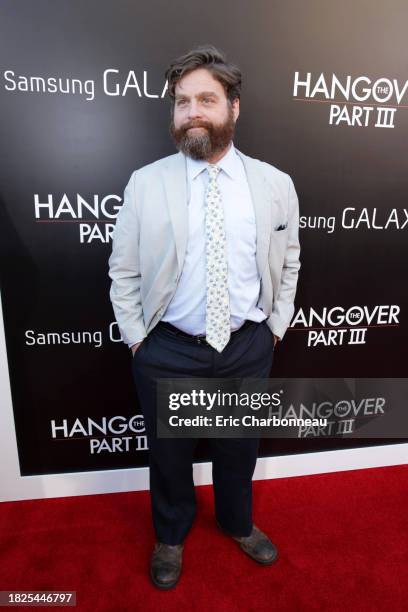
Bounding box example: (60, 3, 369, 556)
(169, 67, 240, 160)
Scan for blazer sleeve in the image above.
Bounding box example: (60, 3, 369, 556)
(108, 171, 147, 347)
(268, 175, 301, 340)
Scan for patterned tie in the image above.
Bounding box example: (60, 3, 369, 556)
(204, 164, 231, 352)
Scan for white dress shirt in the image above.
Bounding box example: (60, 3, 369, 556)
(161, 142, 266, 335)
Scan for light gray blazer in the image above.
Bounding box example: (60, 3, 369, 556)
(108, 148, 301, 346)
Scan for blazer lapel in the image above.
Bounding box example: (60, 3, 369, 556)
(235, 148, 272, 277)
(162, 152, 188, 276)
(162, 147, 272, 279)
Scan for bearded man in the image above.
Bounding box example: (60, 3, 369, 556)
(108, 44, 301, 589)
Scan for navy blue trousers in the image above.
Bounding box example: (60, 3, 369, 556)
(131, 319, 275, 545)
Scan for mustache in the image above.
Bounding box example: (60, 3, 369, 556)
(181, 120, 213, 131)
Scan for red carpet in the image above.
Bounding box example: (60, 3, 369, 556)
(1, 465, 407, 611)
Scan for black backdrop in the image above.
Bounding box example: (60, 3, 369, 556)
(0, 0, 406, 476)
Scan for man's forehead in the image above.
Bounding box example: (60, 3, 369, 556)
(175, 69, 225, 96)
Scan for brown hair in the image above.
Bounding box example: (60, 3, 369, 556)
(165, 45, 242, 109)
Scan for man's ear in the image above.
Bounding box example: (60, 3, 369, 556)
(232, 97, 240, 122)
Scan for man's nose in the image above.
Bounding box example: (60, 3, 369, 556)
(188, 100, 202, 119)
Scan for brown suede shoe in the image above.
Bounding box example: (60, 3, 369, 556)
(150, 542, 184, 589)
(217, 522, 278, 565)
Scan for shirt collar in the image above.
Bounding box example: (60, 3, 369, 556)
(186, 142, 240, 182)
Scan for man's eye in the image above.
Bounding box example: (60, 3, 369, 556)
(177, 99, 187, 106)
(203, 98, 212, 104)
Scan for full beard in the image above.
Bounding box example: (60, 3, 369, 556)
(169, 106, 235, 160)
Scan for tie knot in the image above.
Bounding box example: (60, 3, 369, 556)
(207, 164, 221, 180)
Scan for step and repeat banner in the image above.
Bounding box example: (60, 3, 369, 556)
(0, 0, 406, 476)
